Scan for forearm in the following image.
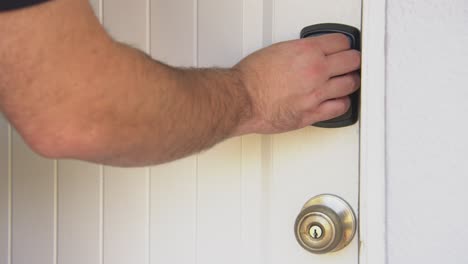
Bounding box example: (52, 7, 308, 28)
(87, 44, 252, 166)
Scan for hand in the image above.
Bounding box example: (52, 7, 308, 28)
(234, 33, 361, 135)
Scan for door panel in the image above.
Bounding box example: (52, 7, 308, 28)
(149, 157, 197, 264)
(0, 1, 361, 263)
(58, 160, 102, 264)
(267, 1, 361, 263)
(0, 116, 9, 264)
(11, 132, 55, 264)
(151, 0, 196, 66)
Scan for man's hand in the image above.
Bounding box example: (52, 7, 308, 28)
(234, 35, 361, 135)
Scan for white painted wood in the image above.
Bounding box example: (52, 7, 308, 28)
(240, 135, 264, 264)
(150, 0, 196, 66)
(149, 158, 197, 264)
(0, 116, 10, 264)
(197, 139, 242, 264)
(198, 0, 243, 67)
(11, 131, 56, 264)
(103, 0, 148, 51)
(102, 167, 149, 264)
(149, 1, 198, 263)
(57, 161, 102, 264)
(272, 0, 361, 42)
(243, 0, 265, 55)
(359, 0, 387, 264)
(240, 2, 265, 263)
(196, 1, 245, 263)
(264, 1, 361, 264)
(102, 1, 150, 264)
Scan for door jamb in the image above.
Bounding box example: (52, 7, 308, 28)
(359, 0, 387, 263)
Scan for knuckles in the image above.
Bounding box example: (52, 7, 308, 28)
(308, 59, 328, 78)
(307, 58, 330, 82)
(311, 87, 325, 102)
(294, 38, 323, 57)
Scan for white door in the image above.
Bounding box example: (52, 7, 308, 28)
(0, 0, 361, 264)
(261, 1, 361, 263)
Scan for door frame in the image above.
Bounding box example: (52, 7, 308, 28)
(359, 0, 387, 263)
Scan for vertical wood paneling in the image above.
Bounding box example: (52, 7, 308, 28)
(197, 140, 242, 264)
(149, 158, 197, 264)
(149, 1, 198, 264)
(56, 3, 103, 264)
(240, 135, 263, 264)
(151, 0, 197, 66)
(0, 116, 10, 264)
(103, 0, 148, 51)
(198, 0, 243, 67)
(102, 1, 150, 263)
(243, 0, 265, 55)
(240, 1, 265, 263)
(196, 1, 244, 263)
(11, 132, 55, 264)
(262, 0, 273, 47)
(57, 161, 101, 264)
(259, 1, 274, 256)
(273, 0, 361, 41)
(102, 167, 149, 264)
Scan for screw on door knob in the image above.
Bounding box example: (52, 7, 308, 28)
(294, 194, 356, 254)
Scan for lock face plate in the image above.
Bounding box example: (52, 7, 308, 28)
(294, 194, 356, 254)
(300, 23, 361, 128)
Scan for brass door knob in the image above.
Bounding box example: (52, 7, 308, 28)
(294, 194, 356, 254)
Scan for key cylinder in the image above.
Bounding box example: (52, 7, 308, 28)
(294, 194, 356, 254)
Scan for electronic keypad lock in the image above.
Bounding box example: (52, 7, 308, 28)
(300, 23, 361, 128)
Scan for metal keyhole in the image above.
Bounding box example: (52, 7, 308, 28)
(309, 225, 323, 239)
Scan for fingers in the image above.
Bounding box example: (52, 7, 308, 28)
(316, 72, 360, 101)
(306, 33, 352, 55)
(302, 97, 351, 126)
(326, 49, 361, 77)
(298, 72, 360, 111)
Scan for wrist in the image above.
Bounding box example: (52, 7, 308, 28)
(175, 66, 256, 139)
(229, 67, 257, 137)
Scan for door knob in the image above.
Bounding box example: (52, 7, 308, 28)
(300, 23, 361, 128)
(294, 194, 356, 254)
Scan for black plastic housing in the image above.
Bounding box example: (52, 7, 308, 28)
(300, 23, 361, 128)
